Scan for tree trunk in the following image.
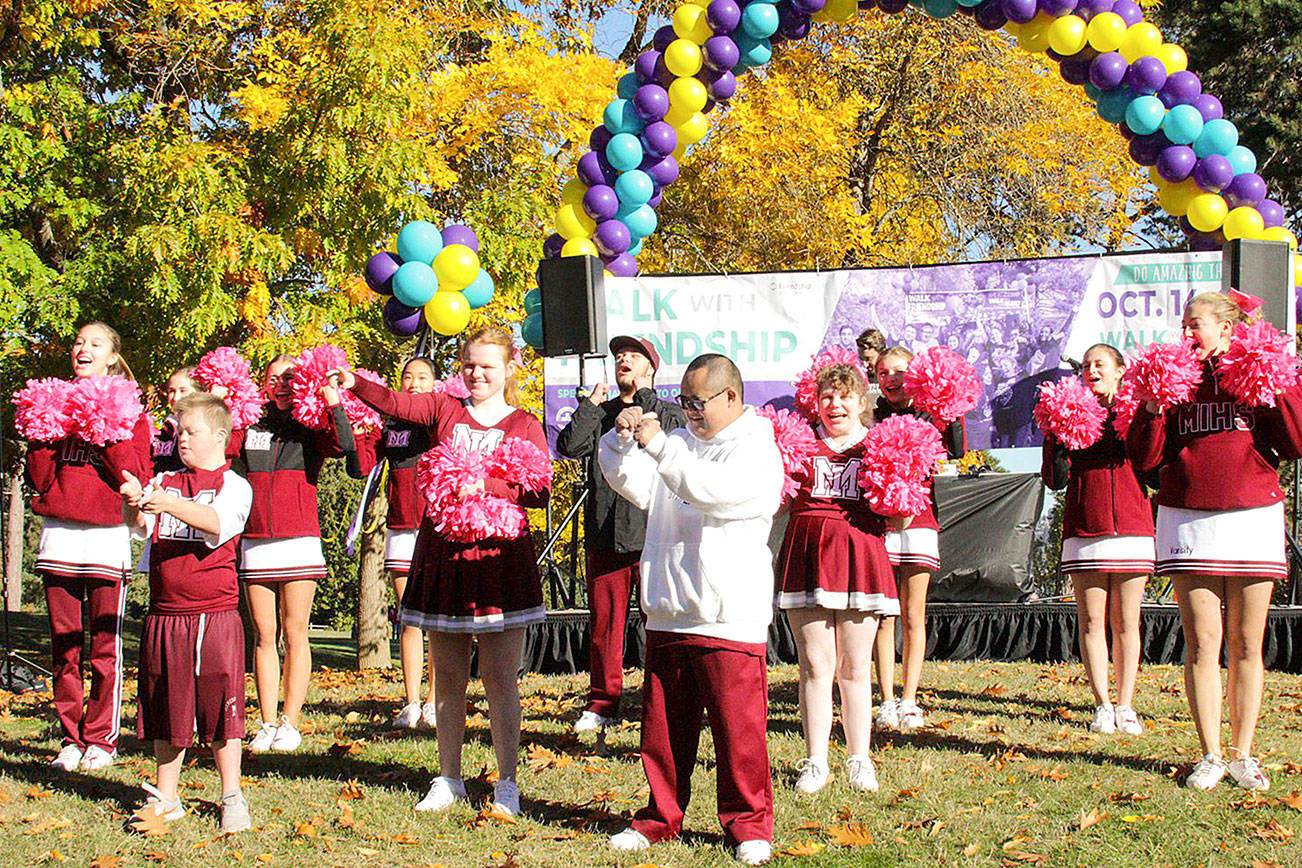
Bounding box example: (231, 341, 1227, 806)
(355, 483, 391, 669)
(5, 448, 26, 612)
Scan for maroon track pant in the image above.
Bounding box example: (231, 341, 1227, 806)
(585, 548, 640, 718)
(42, 573, 127, 752)
(631, 631, 774, 847)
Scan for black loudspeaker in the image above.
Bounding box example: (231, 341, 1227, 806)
(1222, 239, 1294, 333)
(537, 255, 607, 357)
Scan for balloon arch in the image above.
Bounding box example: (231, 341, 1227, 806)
(520, 0, 1299, 346)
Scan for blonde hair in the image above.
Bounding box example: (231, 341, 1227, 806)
(876, 345, 914, 369)
(1185, 291, 1245, 326)
(81, 321, 134, 381)
(461, 327, 520, 406)
(815, 364, 871, 426)
(169, 365, 197, 384)
(174, 392, 233, 438)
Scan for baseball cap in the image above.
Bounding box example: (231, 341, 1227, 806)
(609, 335, 660, 371)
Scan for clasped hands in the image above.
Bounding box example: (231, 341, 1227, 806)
(615, 406, 661, 447)
(119, 470, 174, 515)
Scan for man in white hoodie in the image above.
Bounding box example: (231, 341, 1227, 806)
(598, 354, 784, 867)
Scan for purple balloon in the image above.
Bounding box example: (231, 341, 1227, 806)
(1040, 0, 1077, 15)
(778, 10, 811, 40)
(793, 0, 827, 12)
(1192, 154, 1234, 193)
(1258, 199, 1286, 228)
(606, 253, 639, 277)
(653, 56, 675, 88)
(707, 0, 742, 33)
(703, 35, 740, 72)
(1191, 93, 1223, 122)
(633, 84, 669, 122)
(641, 121, 678, 158)
(1158, 70, 1200, 108)
(1124, 56, 1167, 95)
(577, 150, 618, 187)
(641, 154, 680, 188)
(1129, 135, 1164, 166)
(594, 220, 632, 256)
(1224, 173, 1268, 210)
(543, 232, 565, 259)
(1059, 56, 1091, 85)
(702, 97, 717, 115)
(364, 251, 402, 294)
(999, 0, 1037, 23)
(1110, 0, 1141, 25)
(877, 0, 907, 11)
(583, 185, 620, 221)
(589, 126, 613, 152)
(1089, 52, 1128, 90)
(441, 224, 479, 252)
(973, 1, 1007, 29)
(648, 189, 664, 209)
(652, 25, 676, 52)
(1188, 232, 1221, 252)
(858, 0, 877, 8)
(634, 50, 661, 84)
(707, 69, 738, 101)
(1156, 145, 1197, 183)
(383, 298, 422, 337)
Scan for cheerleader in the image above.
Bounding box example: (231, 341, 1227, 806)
(24, 322, 152, 771)
(1128, 292, 1302, 792)
(230, 355, 345, 753)
(871, 347, 965, 731)
(151, 366, 198, 474)
(776, 364, 899, 793)
(1040, 344, 1155, 735)
(335, 327, 549, 817)
(333, 358, 438, 729)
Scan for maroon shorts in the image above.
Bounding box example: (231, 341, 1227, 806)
(137, 609, 246, 748)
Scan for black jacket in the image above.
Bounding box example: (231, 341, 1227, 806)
(556, 387, 686, 554)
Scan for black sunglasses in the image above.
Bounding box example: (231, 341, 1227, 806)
(676, 388, 728, 413)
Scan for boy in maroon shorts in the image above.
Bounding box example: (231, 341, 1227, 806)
(120, 393, 253, 832)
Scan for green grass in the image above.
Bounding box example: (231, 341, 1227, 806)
(1, 614, 1300, 867)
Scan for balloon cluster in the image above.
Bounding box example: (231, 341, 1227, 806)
(364, 221, 496, 338)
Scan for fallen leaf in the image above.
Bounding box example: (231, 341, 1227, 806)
(1282, 791, 1302, 812)
(1076, 807, 1107, 831)
(256, 856, 273, 864)
(963, 843, 981, 857)
(1251, 860, 1282, 868)
(90, 858, 123, 868)
(128, 810, 173, 838)
(780, 840, 826, 856)
(39, 851, 67, 863)
(1250, 820, 1295, 842)
(1002, 834, 1032, 851)
(25, 787, 53, 801)
(337, 780, 365, 800)
(327, 741, 364, 757)
(1109, 790, 1152, 804)
(1002, 851, 1049, 865)
(294, 822, 317, 839)
(794, 820, 824, 831)
(827, 822, 874, 847)
(335, 803, 355, 829)
(390, 832, 420, 844)
(25, 817, 73, 835)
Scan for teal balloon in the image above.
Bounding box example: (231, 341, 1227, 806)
(523, 288, 542, 316)
(1124, 95, 1166, 136)
(628, 238, 644, 257)
(957, 0, 984, 6)
(614, 169, 654, 206)
(522, 313, 544, 349)
(616, 72, 639, 100)
(615, 198, 639, 219)
(741, 3, 779, 38)
(1096, 88, 1134, 124)
(924, 0, 959, 17)
(621, 204, 658, 239)
(1226, 145, 1258, 176)
(396, 221, 443, 264)
(733, 33, 772, 68)
(392, 261, 439, 307)
(603, 99, 643, 135)
(1083, 83, 1101, 101)
(462, 269, 495, 309)
(1162, 103, 1205, 145)
(606, 133, 644, 172)
(1193, 118, 1239, 158)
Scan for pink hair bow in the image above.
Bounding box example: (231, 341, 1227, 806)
(1228, 288, 1264, 316)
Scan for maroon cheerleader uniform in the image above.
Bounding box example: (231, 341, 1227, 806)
(151, 417, 185, 475)
(775, 431, 899, 614)
(339, 417, 430, 575)
(1041, 407, 1155, 574)
(350, 378, 550, 633)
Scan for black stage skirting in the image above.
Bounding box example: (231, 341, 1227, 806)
(521, 603, 1302, 676)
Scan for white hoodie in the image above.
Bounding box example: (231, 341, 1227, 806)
(597, 406, 784, 644)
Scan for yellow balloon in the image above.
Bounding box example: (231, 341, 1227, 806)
(671, 141, 688, 161)
(827, 0, 857, 22)
(1085, 12, 1126, 52)
(676, 111, 709, 145)
(1017, 13, 1053, 54)
(811, 6, 831, 23)
(560, 178, 586, 207)
(672, 3, 713, 44)
(424, 291, 471, 336)
(1154, 42, 1188, 74)
(1003, 20, 1023, 39)
(1187, 193, 1229, 233)
(668, 76, 708, 114)
(1047, 15, 1088, 56)
(433, 244, 480, 292)
(1260, 226, 1299, 251)
(664, 38, 703, 77)
(1147, 165, 1165, 187)
(1295, 259, 1302, 289)
(1158, 179, 1199, 217)
(1222, 207, 1265, 241)
(561, 237, 599, 258)
(664, 102, 695, 127)
(687, 0, 710, 6)
(554, 203, 596, 240)
(1119, 21, 1162, 63)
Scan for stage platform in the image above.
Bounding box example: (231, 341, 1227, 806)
(521, 603, 1302, 676)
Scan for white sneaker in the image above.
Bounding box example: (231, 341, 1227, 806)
(1186, 754, 1228, 790)
(573, 710, 612, 733)
(415, 776, 466, 813)
(1089, 704, 1116, 734)
(220, 791, 252, 833)
(794, 757, 830, 794)
(491, 779, 521, 816)
(845, 754, 879, 792)
(420, 701, 437, 729)
(248, 721, 278, 754)
(1114, 706, 1143, 736)
(51, 744, 83, 772)
(139, 782, 186, 821)
(735, 839, 772, 865)
(79, 744, 115, 771)
(897, 700, 925, 731)
(875, 699, 899, 730)
(1228, 757, 1271, 792)
(608, 827, 651, 851)
(269, 717, 302, 752)
(393, 702, 422, 729)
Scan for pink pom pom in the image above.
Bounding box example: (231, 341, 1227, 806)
(13, 378, 76, 442)
(67, 376, 143, 446)
(432, 373, 471, 400)
(1110, 374, 1141, 441)
(343, 369, 386, 434)
(756, 404, 818, 501)
(290, 345, 350, 430)
(903, 347, 982, 424)
(417, 436, 550, 542)
(1129, 340, 1202, 409)
(792, 346, 866, 420)
(1033, 376, 1107, 451)
(194, 347, 264, 428)
(858, 414, 944, 517)
(1218, 320, 1299, 408)
(486, 437, 553, 493)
